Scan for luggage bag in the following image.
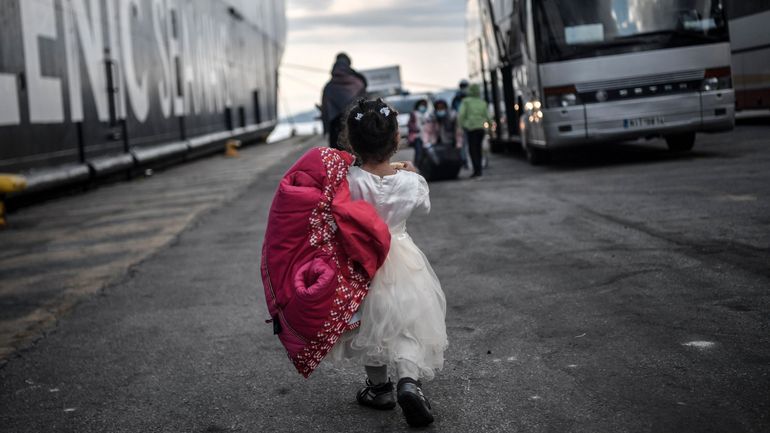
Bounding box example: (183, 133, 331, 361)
(418, 143, 463, 181)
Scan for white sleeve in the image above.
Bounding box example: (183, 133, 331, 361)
(415, 175, 431, 214)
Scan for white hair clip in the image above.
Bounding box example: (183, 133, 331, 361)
(379, 107, 391, 117)
(355, 112, 364, 121)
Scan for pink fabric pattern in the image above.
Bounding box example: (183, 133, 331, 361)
(261, 147, 390, 377)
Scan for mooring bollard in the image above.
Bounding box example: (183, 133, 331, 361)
(225, 139, 242, 158)
(0, 174, 28, 228)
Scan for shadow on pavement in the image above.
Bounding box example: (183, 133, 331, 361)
(498, 141, 727, 171)
(736, 115, 770, 126)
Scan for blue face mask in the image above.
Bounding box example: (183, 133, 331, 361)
(436, 110, 447, 117)
(418, 106, 427, 114)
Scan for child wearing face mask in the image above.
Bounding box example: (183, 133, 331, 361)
(407, 99, 429, 165)
(422, 99, 462, 152)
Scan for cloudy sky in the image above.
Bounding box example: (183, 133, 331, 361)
(279, 0, 468, 117)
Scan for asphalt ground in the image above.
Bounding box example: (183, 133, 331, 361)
(0, 136, 313, 362)
(1, 122, 768, 432)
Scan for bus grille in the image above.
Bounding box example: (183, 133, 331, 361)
(576, 70, 706, 92)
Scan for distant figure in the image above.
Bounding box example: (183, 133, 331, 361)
(458, 84, 490, 178)
(423, 99, 462, 150)
(451, 79, 470, 168)
(321, 53, 367, 149)
(407, 98, 429, 165)
(451, 79, 469, 112)
(329, 98, 447, 428)
(417, 99, 464, 180)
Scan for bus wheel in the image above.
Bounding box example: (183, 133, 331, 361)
(520, 131, 549, 165)
(665, 132, 696, 152)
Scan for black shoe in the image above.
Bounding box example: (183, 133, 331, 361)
(397, 378, 434, 427)
(356, 379, 396, 410)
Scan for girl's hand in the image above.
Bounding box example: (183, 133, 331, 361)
(391, 161, 417, 173)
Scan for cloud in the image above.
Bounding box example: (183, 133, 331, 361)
(288, 0, 335, 11)
(279, 0, 469, 116)
(289, 26, 464, 44)
(286, 0, 466, 42)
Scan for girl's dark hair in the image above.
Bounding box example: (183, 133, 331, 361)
(413, 98, 428, 111)
(342, 98, 399, 164)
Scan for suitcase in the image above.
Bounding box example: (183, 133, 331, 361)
(418, 143, 463, 181)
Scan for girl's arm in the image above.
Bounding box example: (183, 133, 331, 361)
(415, 176, 431, 214)
(391, 161, 417, 173)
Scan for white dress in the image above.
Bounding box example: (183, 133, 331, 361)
(329, 166, 447, 380)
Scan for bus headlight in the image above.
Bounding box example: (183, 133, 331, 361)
(546, 93, 579, 108)
(544, 85, 581, 108)
(701, 67, 732, 91)
(524, 100, 544, 123)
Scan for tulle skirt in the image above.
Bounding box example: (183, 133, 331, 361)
(328, 232, 447, 380)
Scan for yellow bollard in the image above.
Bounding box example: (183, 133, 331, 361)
(0, 174, 28, 228)
(224, 139, 241, 158)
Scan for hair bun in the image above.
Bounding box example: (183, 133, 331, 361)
(361, 110, 389, 136)
(343, 98, 399, 164)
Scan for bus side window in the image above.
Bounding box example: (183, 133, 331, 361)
(524, 0, 538, 61)
(510, 1, 523, 64)
(509, 29, 522, 64)
(726, 0, 770, 19)
(519, 0, 532, 60)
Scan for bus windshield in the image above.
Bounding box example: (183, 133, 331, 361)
(535, 0, 729, 63)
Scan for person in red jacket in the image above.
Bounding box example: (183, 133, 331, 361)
(329, 98, 448, 428)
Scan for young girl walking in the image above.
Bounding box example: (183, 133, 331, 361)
(329, 98, 448, 428)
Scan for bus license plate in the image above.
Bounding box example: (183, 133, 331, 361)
(623, 116, 665, 129)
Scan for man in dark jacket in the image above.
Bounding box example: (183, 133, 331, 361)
(451, 79, 469, 112)
(321, 53, 367, 149)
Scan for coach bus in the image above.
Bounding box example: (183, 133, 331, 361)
(725, 1, 770, 111)
(468, 0, 735, 164)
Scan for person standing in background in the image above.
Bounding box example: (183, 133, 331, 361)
(458, 84, 490, 178)
(321, 53, 368, 149)
(422, 100, 462, 151)
(451, 79, 468, 112)
(407, 99, 429, 166)
(451, 79, 470, 169)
